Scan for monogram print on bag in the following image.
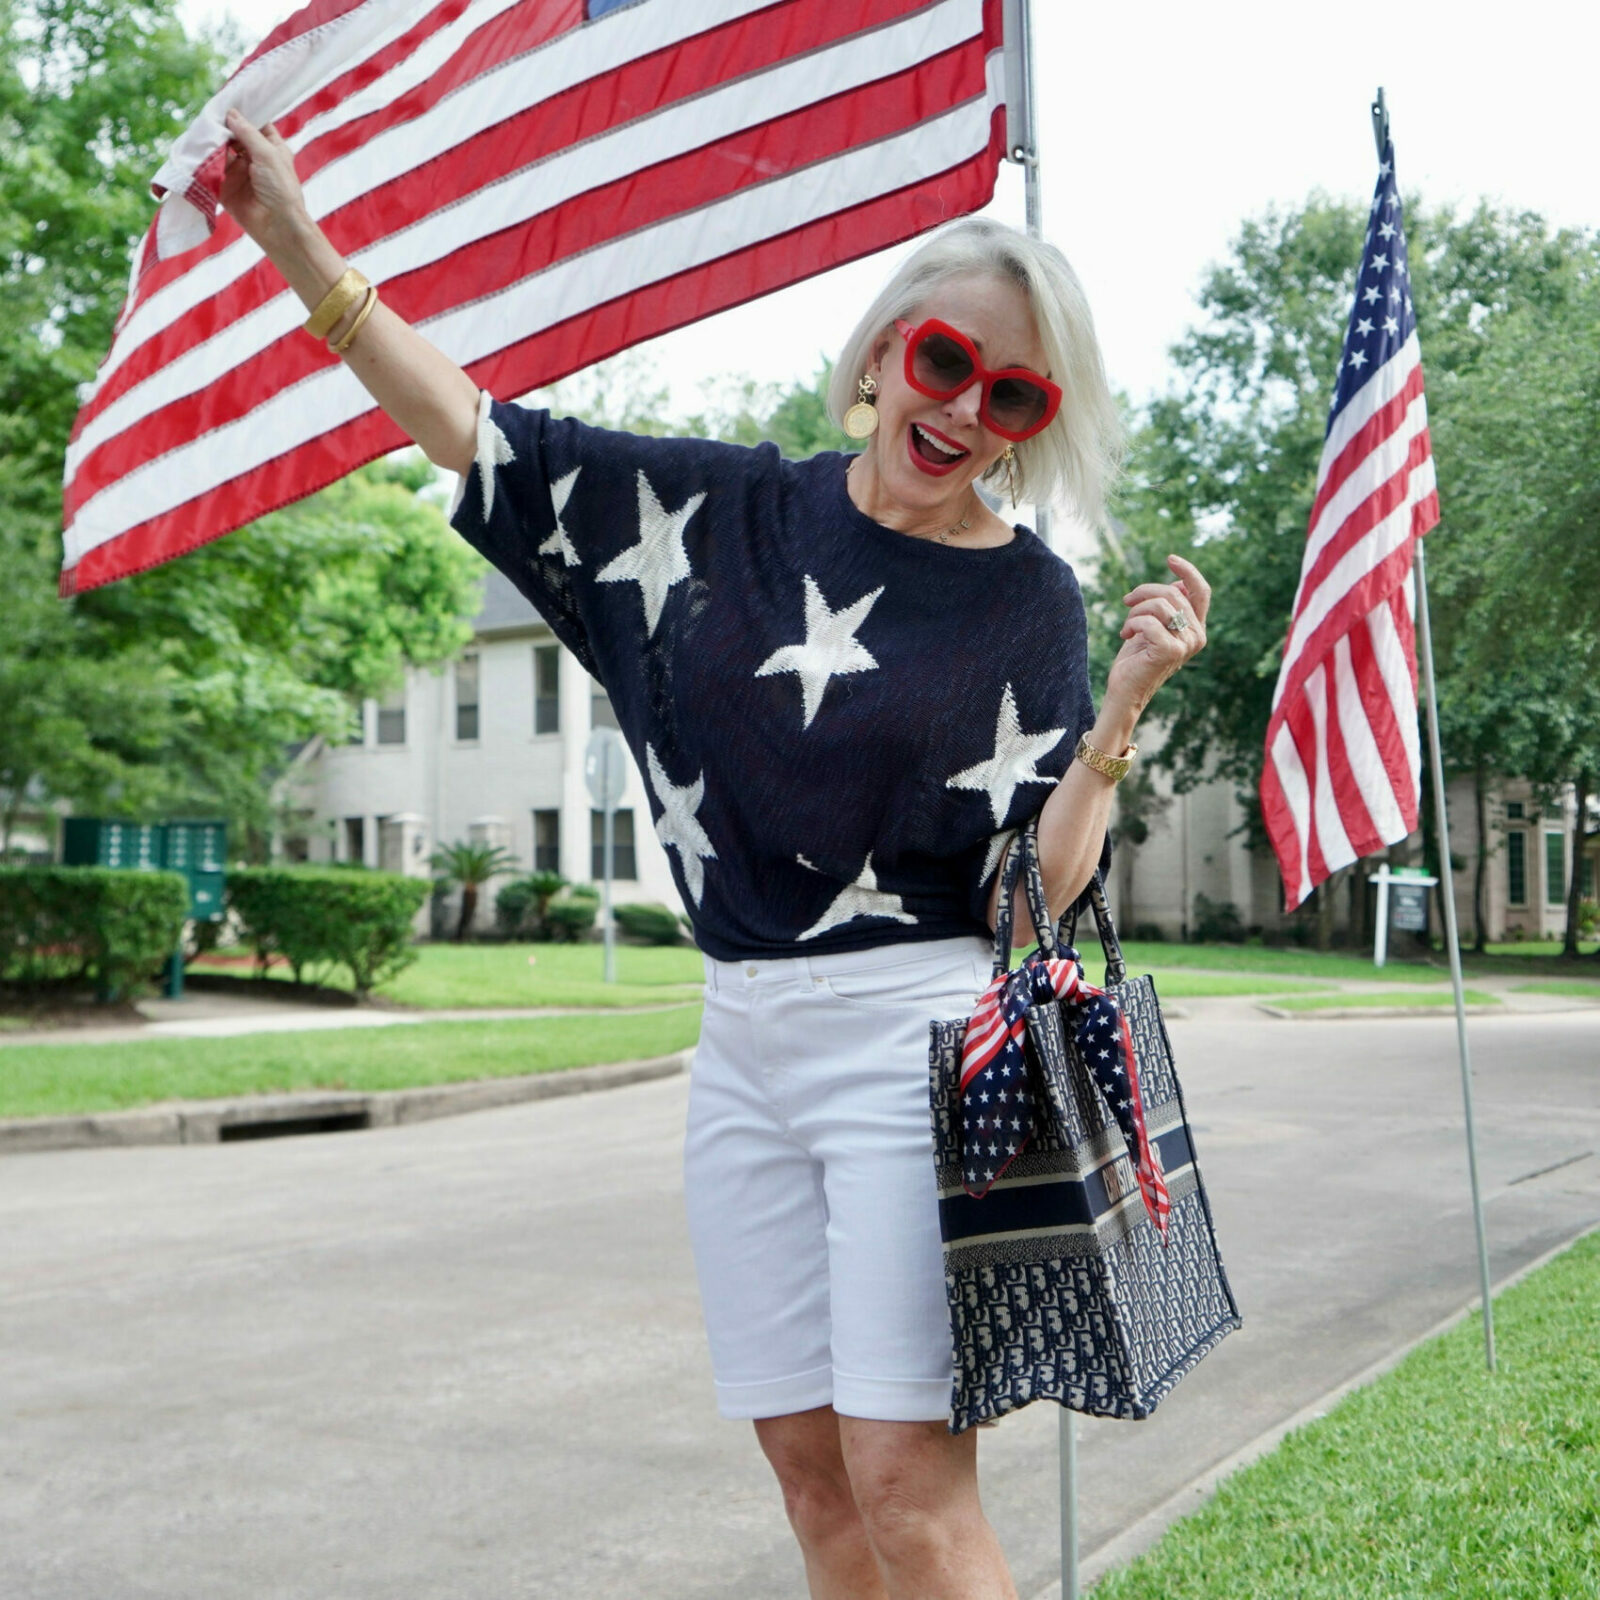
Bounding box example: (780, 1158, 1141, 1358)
(929, 974, 1242, 1434)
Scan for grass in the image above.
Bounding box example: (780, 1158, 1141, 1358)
(191, 941, 706, 1009)
(0, 1006, 703, 1119)
(1096, 1228, 1600, 1600)
(1139, 969, 1334, 999)
(1119, 941, 1448, 985)
(1510, 980, 1600, 1000)
(1480, 938, 1600, 958)
(1266, 989, 1500, 1012)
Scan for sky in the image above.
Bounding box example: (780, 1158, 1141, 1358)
(179, 0, 1600, 414)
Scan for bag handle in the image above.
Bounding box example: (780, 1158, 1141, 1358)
(990, 821, 1061, 977)
(1059, 865, 1128, 987)
(995, 821, 1128, 987)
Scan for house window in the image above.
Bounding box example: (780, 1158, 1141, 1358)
(344, 816, 366, 864)
(376, 682, 406, 745)
(1505, 800, 1525, 820)
(590, 675, 619, 731)
(534, 645, 560, 734)
(1545, 832, 1566, 907)
(533, 809, 561, 874)
(591, 808, 636, 879)
(456, 653, 480, 741)
(1506, 831, 1527, 907)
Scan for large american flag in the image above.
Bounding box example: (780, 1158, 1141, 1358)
(61, 0, 1009, 594)
(1259, 139, 1440, 910)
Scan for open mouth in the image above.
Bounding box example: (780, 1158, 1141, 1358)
(908, 421, 970, 474)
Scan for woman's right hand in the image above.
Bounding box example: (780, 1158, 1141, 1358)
(219, 108, 309, 251)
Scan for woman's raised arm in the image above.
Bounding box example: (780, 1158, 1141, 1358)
(219, 108, 480, 478)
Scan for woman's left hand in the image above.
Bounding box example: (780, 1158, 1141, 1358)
(1107, 553, 1211, 715)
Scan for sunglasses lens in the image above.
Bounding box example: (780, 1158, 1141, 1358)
(988, 375, 1051, 434)
(911, 330, 974, 393)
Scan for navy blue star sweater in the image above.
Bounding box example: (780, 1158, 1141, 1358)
(450, 393, 1110, 961)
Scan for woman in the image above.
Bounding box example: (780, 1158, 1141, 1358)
(221, 109, 1209, 1600)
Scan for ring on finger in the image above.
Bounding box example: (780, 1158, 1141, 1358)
(1163, 606, 1193, 635)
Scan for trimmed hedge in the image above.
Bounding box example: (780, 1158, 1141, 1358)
(544, 884, 599, 942)
(226, 867, 429, 997)
(0, 867, 189, 996)
(613, 902, 684, 945)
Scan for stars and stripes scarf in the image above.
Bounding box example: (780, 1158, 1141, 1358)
(960, 948, 1170, 1235)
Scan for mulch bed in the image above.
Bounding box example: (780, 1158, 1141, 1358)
(0, 988, 147, 1033)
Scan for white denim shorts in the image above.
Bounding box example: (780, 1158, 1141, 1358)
(683, 935, 991, 1423)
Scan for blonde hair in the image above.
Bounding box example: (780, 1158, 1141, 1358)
(828, 219, 1122, 525)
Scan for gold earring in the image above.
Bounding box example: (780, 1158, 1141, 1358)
(1002, 443, 1018, 505)
(842, 373, 879, 439)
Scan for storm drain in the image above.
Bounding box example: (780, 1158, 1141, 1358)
(218, 1110, 371, 1142)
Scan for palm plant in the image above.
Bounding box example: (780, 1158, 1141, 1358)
(429, 840, 520, 941)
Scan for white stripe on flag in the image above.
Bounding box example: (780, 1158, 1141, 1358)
(65, 95, 993, 562)
(69, 0, 982, 478)
(1332, 630, 1407, 841)
(1314, 332, 1421, 477)
(1269, 721, 1314, 906)
(1369, 586, 1421, 783)
(1305, 663, 1355, 874)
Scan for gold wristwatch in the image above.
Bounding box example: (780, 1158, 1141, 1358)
(1075, 732, 1138, 783)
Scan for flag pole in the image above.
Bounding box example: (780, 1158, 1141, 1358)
(1374, 88, 1496, 1374)
(1006, 2, 1079, 1592)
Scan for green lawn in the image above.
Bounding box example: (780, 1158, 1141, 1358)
(1511, 980, 1600, 1000)
(192, 941, 706, 1009)
(1267, 989, 1500, 1012)
(1097, 1229, 1600, 1600)
(1480, 938, 1600, 958)
(0, 1006, 703, 1119)
(1141, 969, 1334, 999)
(1120, 941, 1448, 984)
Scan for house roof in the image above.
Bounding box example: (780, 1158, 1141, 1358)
(472, 569, 545, 637)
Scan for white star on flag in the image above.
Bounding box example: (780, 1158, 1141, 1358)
(537, 468, 582, 567)
(946, 683, 1066, 826)
(597, 471, 706, 637)
(755, 576, 883, 729)
(795, 853, 917, 941)
(646, 745, 716, 905)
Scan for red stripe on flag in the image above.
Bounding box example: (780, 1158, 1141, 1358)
(1305, 361, 1427, 535)
(1347, 609, 1417, 824)
(1321, 658, 1384, 860)
(63, 117, 1003, 593)
(67, 43, 986, 519)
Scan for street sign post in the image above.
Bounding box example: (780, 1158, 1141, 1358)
(584, 728, 628, 984)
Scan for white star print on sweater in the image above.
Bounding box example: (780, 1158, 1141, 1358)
(946, 684, 1068, 827)
(449, 398, 1109, 960)
(755, 576, 883, 729)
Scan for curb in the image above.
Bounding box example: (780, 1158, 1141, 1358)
(1027, 1218, 1600, 1599)
(1255, 1002, 1504, 1020)
(0, 1050, 691, 1157)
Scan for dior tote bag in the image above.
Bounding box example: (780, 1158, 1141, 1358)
(928, 819, 1241, 1431)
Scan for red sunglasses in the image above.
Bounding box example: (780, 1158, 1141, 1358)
(894, 318, 1062, 441)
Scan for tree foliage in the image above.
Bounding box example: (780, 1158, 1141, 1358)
(0, 0, 483, 852)
(1096, 192, 1600, 944)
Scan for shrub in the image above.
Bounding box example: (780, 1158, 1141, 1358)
(0, 867, 188, 998)
(613, 902, 684, 945)
(1578, 898, 1599, 938)
(494, 870, 568, 938)
(544, 885, 600, 942)
(1192, 893, 1246, 943)
(226, 867, 429, 997)
(1131, 921, 1166, 943)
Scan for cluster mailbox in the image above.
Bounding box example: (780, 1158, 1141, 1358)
(62, 818, 227, 923)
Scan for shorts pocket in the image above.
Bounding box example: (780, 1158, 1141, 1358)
(821, 949, 987, 1011)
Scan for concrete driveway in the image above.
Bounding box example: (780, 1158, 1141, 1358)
(3, 1004, 1597, 1599)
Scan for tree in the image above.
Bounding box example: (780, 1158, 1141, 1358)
(0, 0, 484, 851)
(1096, 194, 1600, 946)
(430, 840, 520, 941)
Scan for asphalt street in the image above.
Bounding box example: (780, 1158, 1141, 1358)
(3, 1003, 1597, 1599)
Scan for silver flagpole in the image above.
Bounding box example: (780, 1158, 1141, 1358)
(1374, 87, 1496, 1372)
(1006, 3, 1080, 1593)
